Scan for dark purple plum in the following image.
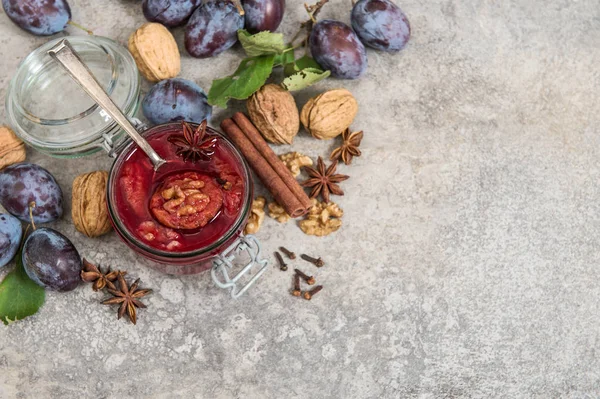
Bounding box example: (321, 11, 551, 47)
(351, 0, 410, 52)
(142, 0, 201, 28)
(310, 20, 367, 79)
(2, 0, 71, 36)
(142, 78, 212, 125)
(0, 163, 63, 224)
(0, 213, 22, 268)
(242, 0, 284, 33)
(185, 0, 245, 58)
(22, 228, 82, 291)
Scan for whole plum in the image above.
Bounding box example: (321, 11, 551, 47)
(351, 0, 410, 52)
(142, 0, 201, 27)
(242, 0, 285, 33)
(185, 0, 245, 58)
(0, 213, 22, 268)
(22, 228, 82, 292)
(142, 78, 212, 125)
(310, 20, 367, 79)
(0, 163, 63, 224)
(2, 0, 71, 36)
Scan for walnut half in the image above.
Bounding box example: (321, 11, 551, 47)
(244, 196, 266, 234)
(299, 199, 343, 236)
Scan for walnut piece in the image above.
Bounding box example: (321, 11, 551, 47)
(0, 126, 26, 170)
(244, 196, 266, 234)
(299, 199, 343, 237)
(128, 23, 181, 82)
(268, 202, 291, 223)
(72, 171, 112, 238)
(279, 152, 313, 178)
(300, 89, 358, 140)
(247, 84, 300, 144)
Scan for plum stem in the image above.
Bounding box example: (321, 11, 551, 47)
(290, 0, 330, 47)
(28, 202, 36, 231)
(67, 20, 94, 35)
(231, 0, 245, 16)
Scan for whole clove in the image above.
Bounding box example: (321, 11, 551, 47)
(279, 246, 296, 260)
(292, 274, 302, 297)
(300, 254, 325, 267)
(294, 268, 315, 285)
(275, 251, 288, 271)
(303, 285, 323, 300)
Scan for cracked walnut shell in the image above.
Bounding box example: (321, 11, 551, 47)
(299, 199, 343, 237)
(245, 196, 266, 235)
(72, 171, 112, 238)
(129, 23, 181, 82)
(247, 84, 300, 144)
(0, 126, 26, 170)
(300, 89, 358, 140)
(268, 202, 291, 223)
(279, 152, 313, 177)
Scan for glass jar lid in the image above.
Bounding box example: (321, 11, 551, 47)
(5, 36, 140, 157)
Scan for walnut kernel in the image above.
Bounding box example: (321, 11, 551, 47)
(245, 196, 266, 235)
(268, 202, 291, 223)
(299, 199, 343, 236)
(278, 152, 313, 178)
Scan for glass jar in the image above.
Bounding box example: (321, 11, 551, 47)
(4, 37, 268, 298)
(5, 36, 140, 158)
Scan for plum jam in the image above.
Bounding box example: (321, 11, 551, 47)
(110, 122, 249, 259)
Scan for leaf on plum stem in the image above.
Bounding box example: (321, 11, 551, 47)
(208, 55, 276, 108)
(274, 48, 295, 67)
(282, 68, 331, 91)
(284, 55, 324, 77)
(0, 249, 45, 326)
(238, 29, 286, 57)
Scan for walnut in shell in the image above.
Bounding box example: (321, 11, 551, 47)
(72, 171, 112, 238)
(299, 199, 343, 237)
(279, 152, 313, 178)
(128, 23, 181, 82)
(247, 84, 300, 144)
(300, 89, 358, 140)
(245, 196, 266, 235)
(0, 126, 25, 170)
(268, 202, 291, 223)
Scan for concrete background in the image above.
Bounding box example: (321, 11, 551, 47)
(1, 0, 600, 397)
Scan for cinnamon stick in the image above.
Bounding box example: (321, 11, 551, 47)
(221, 118, 307, 218)
(232, 112, 313, 210)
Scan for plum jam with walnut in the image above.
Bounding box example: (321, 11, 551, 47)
(113, 122, 246, 253)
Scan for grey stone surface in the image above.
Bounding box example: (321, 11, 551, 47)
(1, 0, 600, 397)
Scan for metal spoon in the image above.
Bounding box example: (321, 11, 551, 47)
(47, 39, 166, 171)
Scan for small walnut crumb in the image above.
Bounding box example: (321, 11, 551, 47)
(268, 202, 291, 223)
(244, 196, 266, 234)
(279, 152, 313, 178)
(299, 199, 343, 236)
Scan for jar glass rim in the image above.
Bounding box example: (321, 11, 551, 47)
(107, 123, 253, 259)
(5, 35, 140, 154)
(11, 38, 119, 126)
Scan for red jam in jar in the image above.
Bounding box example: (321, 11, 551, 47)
(111, 122, 248, 258)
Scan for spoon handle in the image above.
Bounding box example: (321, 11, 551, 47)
(47, 39, 166, 171)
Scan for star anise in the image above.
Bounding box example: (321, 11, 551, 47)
(330, 128, 363, 165)
(81, 259, 125, 291)
(168, 120, 217, 163)
(102, 273, 152, 325)
(301, 157, 349, 203)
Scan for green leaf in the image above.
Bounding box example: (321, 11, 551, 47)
(282, 68, 331, 91)
(295, 55, 323, 71)
(284, 55, 324, 77)
(274, 48, 295, 67)
(208, 55, 276, 108)
(238, 29, 286, 57)
(0, 250, 45, 326)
